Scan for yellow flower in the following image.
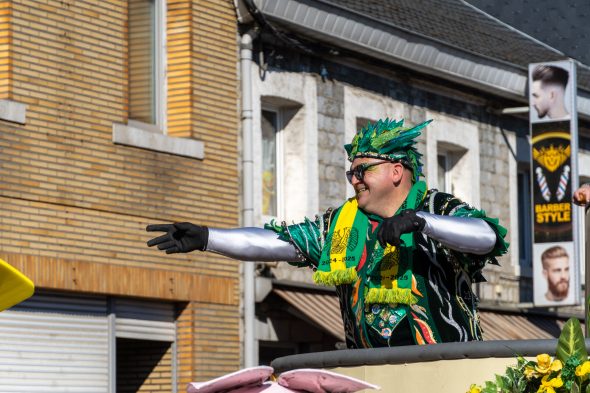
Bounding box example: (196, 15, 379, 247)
(467, 384, 481, 393)
(576, 361, 590, 377)
(534, 354, 562, 376)
(537, 375, 563, 393)
(550, 359, 563, 372)
(525, 365, 538, 379)
(535, 354, 553, 374)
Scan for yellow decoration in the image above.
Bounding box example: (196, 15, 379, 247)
(327, 200, 358, 272)
(533, 144, 570, 172)
(524, 365, 537, 380)
(466, 384, 481, 393)
(576, 361, 590, 377)
(0, 258, 34, 311)
(365, 287, 417, 305)
(534, 354, 562, 376)
(537, 375, 563, 393)
(313, 268, 358, 287)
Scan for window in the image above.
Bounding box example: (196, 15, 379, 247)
(113, 0, 203, 159)
(261, 108, 283, 218)
(435, 144, 467, 196)
(128, 0, 166, 132)
(437, 154, 451, 193)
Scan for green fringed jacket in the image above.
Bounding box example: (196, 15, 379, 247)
(268, 190, 508, 348)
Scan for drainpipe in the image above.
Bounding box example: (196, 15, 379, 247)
(240, 30, 256, 367)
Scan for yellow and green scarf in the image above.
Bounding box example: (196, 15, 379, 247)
(313, 181, 427, 305)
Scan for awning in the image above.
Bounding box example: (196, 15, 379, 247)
(479, 310, 579, 341)
(272, 284, 576, 342)
(273, 287, 345, 342)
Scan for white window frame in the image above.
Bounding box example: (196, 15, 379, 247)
(435, 143, 469, 197)
(425, 114, 480, 207)
(253, 71, 318, 225)
(260, 105, 284, 223)
(154, 0, 167, 134)
(112, 0, 204, 159)
(437, 152, 452, 193)
(126, 0, 167, 133)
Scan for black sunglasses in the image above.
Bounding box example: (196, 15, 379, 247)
(346, 161, 390, 183)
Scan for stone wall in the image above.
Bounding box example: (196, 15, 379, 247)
(317, 81, 346, 211)
(258, 46, 528, 303)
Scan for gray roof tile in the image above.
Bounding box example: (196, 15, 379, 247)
(316, 0, 590, 89)
(467, 0, 590, 65)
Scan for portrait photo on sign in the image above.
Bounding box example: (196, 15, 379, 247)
(529, 63, 572, 123)
(533, 242, 576, 306)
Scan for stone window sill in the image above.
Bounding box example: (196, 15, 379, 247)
(0, 100, 26, 124)
(112, 123, 204, 159)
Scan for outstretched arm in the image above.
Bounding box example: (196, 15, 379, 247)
(416, 211, 496, 254)
(207, 227, 302, 262)
(377, 210, 496, 255)
(146, 223, 302, 262)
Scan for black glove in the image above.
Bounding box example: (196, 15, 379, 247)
(377, 209, 426, 248)
(146, 222, 209, 254)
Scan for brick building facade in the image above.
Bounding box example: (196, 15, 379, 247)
(0, 0, 241, 390)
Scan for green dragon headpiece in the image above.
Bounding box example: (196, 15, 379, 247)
(344, 118, 431, 183)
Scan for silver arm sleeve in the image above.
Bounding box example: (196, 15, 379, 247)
(206, 227, 303, 262)
(415, 211, 496, 255)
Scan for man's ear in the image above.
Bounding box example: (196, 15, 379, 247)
(391, 162, 406, 184)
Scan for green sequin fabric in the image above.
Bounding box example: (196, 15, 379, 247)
(267, 190, 509, 348)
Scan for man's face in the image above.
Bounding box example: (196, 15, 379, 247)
(532, 80, 551, 118)
(543, 256, 570, 300)
(349, 157, 395, 216)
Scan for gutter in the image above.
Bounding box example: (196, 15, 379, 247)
(240, 30, 256, 368)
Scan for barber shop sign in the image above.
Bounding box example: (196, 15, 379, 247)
(529, 60, 580, 307)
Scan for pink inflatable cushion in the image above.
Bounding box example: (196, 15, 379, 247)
(187, 366, 273, 393)
(278, 368, 380, 393)
(187, 366, 379, 393)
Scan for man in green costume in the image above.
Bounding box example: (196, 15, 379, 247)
(147, 118, 508, 348)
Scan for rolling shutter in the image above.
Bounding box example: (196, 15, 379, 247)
(0, 292, 109, 393)
(113, 298, 176, 342)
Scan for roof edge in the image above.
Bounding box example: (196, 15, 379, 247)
(253, 0, 590, 119)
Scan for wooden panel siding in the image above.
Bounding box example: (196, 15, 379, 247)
(0, 251, 238, 305)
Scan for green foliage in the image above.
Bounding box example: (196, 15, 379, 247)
(468, 318, 590, 393)
(557, 319, 588, 364)
(563, 357, 583, 390)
